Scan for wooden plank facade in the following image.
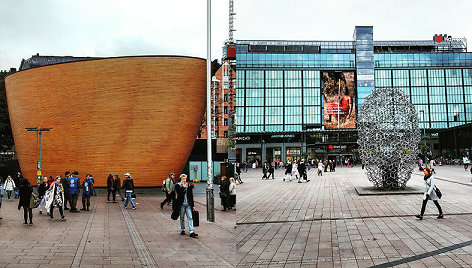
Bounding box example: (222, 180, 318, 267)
(5, 56, 206, 187)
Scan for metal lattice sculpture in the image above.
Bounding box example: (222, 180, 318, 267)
(357, 88, 420, 190)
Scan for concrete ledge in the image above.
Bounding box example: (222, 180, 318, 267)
(355, 186, 423, 196)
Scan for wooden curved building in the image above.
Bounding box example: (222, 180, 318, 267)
(5, 56, 206, 187)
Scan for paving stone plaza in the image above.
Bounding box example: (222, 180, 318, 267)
(237, 166, 472, 267)
(1, 165, 472, 267)
(0, 188, 236, 267)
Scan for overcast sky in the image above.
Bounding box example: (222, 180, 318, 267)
(1, 0, 471, 70)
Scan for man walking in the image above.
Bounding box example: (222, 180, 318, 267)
(68, 171, 80, 213)
(160, 173, 175, 209)
(268, 162, 275, 180)
(298, 159, 309, 183)
(61, 171, 71, 210)
(114, 174, 124, 201)
(81, 174, 92, 211)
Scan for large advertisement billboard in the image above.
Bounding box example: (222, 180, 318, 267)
(322, 71, 356, 129)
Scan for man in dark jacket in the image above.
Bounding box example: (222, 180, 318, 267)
(81, 175, 93, 211)
(114, 174, 124, 202)
(61, 171, 71, 210)
(298, 159, 309, 183)
(107, 174, 114, 203)
(68, 171, 80, 213)
(268, 162, 275, 180)
(160, 173, 175, 209)
(122, 173, 136, 209)
(219, 176, 230, 211)
(171, 174, 198, 238)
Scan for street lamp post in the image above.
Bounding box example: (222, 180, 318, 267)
(419, 110, 426, 166)
(25, 127, 52, 185)
(206, 0, 215, 222)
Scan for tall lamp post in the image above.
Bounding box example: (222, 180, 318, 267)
(25, 127, 52, 185)
(419, 110, 426, 166)
(206, 0, 215, 222)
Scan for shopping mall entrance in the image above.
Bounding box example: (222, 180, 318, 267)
(266, 147, 282, 163)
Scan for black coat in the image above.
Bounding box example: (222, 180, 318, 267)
(171, 183, 195, 220)
(18, 184, 33, 209)
(285, 163, 293, 174)
(38, 182, 48, 198)
(107, 176, 114, 190)
(298, 162, 306, 175)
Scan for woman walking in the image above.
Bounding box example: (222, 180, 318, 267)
(172, 174, 198, 238)
(38, 177, 48, 214)
(4, 175, 15, 201)
(46, 176, 66, 221)
(415, 167, 444, 220)
(18, 178, 33, 225)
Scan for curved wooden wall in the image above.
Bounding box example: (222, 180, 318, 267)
(5, 56, 206, 187)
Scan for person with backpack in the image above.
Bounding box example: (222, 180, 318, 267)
(18, 178, 33, 225)
(68, 171, 80, 213)
(161, 173, 175, 209)
(81, 175, 92, 211)
(46, 176, 66, 221)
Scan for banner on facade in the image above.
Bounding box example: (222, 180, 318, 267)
(322, 71, 356, 129)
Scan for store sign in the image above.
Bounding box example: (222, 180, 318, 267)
(431, 133, 439, 137)
(234, 136, 250, 141)
(271, 134, 295, 138)
(433, 34, 452, 43)
(247, 151, 258, 155)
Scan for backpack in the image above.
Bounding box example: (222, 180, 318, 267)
(161, 179, 166, 192)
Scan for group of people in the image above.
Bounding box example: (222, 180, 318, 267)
(219, 176, 236, 211)
(105, 173, 137, 209)
(284, 159, 310, 183)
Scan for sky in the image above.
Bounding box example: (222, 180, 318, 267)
(1, 0, 471, 71)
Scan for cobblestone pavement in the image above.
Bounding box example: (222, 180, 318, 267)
(236, 165, 472, 267)
(0, 184, 236, 267)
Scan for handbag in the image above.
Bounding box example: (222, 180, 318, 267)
(131, 192, 136, 199)
(435, 187, 442, 199)
(192, 210, 199, 227)
(30, 192, 40, 208)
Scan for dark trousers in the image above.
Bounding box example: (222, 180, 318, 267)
(221, 194, 229, 210)
(420, 199, 443, 216)
(116, 189, 125, 201)
(50, 205, 64, 218)
(269, 171, 274, 179)
(64, 192, 70, 209)
(70, 194, 79, 211)
(23, 207, 32, 224)
(82, 195, 91, 209)
(262, 172, 268, 179)
(107, 189, 113, 201)
(229, 195, 236, 208)
(236, 173, 243, 183)
(161, 192, 173, 207)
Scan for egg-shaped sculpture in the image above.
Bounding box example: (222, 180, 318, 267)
(5, 56, 206, 187)
(357, 87, 420, 189)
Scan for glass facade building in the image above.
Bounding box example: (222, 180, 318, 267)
(235, 26, 472, 164)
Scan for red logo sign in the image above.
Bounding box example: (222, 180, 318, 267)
(435, 36, 443, 43)
(328, 145, 334, 150)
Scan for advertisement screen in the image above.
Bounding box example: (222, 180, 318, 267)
(322, 71, 356, 129)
